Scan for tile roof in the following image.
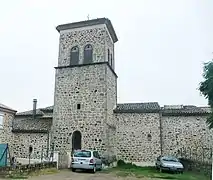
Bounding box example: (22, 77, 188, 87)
(15, 103, 211, 117)
(16, 109, 44, 116)
(16, 105, 53, 116)
(161, 105, 210, 116)
(0, 103, 16, 112)
(40, 106, 54, 111)
(113, 102, 161, 113)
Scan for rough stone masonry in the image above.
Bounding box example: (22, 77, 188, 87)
(0, 18, 212, 168)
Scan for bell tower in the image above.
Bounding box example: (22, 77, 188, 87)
(51, 18, 118, 168)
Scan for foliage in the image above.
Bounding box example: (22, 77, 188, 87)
(101, 155, 117, 166)
(104, 160, 210, 180)
(199, 60, 213, 128)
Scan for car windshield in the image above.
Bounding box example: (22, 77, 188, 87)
(161, 156, 179, 162)
(73, 150, 91, 158)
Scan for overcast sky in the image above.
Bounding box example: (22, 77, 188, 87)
(0, 0, 213, 112)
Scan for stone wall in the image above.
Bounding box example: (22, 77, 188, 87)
(8, 117, 51, 159)
(52, 64, 116, 167)
(161, 115, 212, 159)
(115, 113, 161, 163)
(12, 133, 48, 159)
(0, 162, 57, 177)
(0, 111, 14, 146)
(0, 111, 50, 159)
(1, 107, 212, 167)
(58, 24, 114, 67)
(105, 28, 115, 69)
(105, 65, 117, 156)
(53, 20, 117, 168)
(8, 111, 213, 166)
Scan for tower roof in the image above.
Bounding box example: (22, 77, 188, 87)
(56, 18, 118, 43)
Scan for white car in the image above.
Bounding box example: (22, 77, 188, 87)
(71, 149, 102, 173)
(155, 155, 184, 173)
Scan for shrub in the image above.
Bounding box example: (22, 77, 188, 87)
(101, 155, 117, 166)
(117, 160, 126, 167)
(117, 160, 137, 169)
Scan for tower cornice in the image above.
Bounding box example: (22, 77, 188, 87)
(56, 18, 118, 43)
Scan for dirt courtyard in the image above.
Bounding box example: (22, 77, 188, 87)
(27, 170, 155, 180)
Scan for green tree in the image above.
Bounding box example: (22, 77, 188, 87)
(199, 60, 213, 128)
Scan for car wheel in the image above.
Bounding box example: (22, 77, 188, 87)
(72, 168, 76, 172)
(92, 165, 96, 173)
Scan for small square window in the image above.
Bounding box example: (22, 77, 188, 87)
(77, 104, 81, 110)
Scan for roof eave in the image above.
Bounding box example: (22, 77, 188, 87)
(0, 107, 17, 114)
(12, 129, 49, 133)
(15, 114, 44, 117)
(56, 18, 118, 43)
(161, 112, 210, 116)
(113, 109, 161, 113)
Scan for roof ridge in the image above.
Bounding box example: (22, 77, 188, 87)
(117, 102, 159, 104)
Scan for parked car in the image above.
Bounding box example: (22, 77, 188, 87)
(155, 155, 184, 173)
(71, 149, 102, 173)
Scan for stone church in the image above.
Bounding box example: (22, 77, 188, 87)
(0, 18, 212, 168)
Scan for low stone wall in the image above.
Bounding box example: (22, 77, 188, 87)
(0, 162, 57, 176)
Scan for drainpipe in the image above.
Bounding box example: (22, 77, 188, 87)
(33, 99, 37, 120)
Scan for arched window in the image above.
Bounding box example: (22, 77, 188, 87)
(70, 46, 79, 65)
(107, 49, 110, 63)
(84, 44, 93, 64)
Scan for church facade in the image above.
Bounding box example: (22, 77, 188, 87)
(0, 18, 212, 168)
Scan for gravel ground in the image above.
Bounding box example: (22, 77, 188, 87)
(27, 170, 159, 180)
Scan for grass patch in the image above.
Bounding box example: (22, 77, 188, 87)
(4, 168, 59, 179)
(104, 160, 210, 180)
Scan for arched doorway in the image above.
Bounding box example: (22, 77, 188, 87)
(72, 131, 82, 151)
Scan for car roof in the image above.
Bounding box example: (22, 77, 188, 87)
(73, 149, 97, 152)
(161, 155, 178, 159)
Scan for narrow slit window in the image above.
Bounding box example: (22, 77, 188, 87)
(147, 134, 152, 141)
(77, 104, 81, 110)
